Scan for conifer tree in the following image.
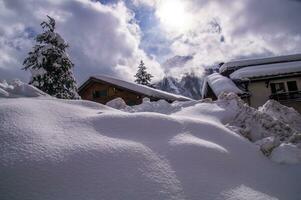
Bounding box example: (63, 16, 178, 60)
(23, 16, 79, 99)
(134, 60, 153, 86)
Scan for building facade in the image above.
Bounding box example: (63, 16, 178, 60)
(242, 75, 301, 110)
(204, 54, 301, 113)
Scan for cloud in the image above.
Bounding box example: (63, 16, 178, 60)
(0, 0, 164, 83)
(133, 0, 301, 75)
(1, 0, 301, 83)
(132, 0, 157, 7)
(181, 0, 301, 59)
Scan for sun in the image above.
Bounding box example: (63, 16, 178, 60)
(156, 0, 193, 33)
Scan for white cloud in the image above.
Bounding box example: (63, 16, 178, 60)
(132, 0, 157, 7)
(0, 0, 164, 83)
(1, 0, 301, 83)
(136, 0, 301, 75)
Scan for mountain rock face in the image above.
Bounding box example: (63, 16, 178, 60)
(156, 55, 217, 100)
(155, 74, 204, 100)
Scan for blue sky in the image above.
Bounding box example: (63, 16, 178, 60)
(1, 0, 301, 83)
(99, 0, 171, 60)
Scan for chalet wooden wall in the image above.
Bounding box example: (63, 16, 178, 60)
(79, 81, 145, 105)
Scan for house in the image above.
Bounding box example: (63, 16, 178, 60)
(203, 54, 301, 113)
(78, 75, 191, 106)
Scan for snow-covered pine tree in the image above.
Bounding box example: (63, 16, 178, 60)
(134, 60, 153, 86)
(23, 16, 79, 99)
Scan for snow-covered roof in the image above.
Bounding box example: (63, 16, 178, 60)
(86, 75, 191, 101)
(230, 60, 301, 80)
(203, 73, 244, 98)
(219, 54, 301, 74)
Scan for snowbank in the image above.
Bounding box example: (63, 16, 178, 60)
(106, 97, 128, 110)
(259, 100, 301, 132)
(271, 144, 301, 164)
(216, 94, 301, 158)
(107, 93, 301, 164)
(0, 79, 49, 98)
(2, 95, 301, 200)
(107, 97, 200, 115)
(1, 81, 301, 199)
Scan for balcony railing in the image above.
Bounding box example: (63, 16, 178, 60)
(269, 91, 301, 101)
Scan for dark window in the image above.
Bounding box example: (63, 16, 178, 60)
(116, 88, 124, 93)
(287, 81, 298, 92)
(287, 81, 299, 100)
(270, 82, 286, 94)
(93, 89, 108, 98)
(127, 100, 137, 106)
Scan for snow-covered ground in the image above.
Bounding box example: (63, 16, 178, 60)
(1, 81, 301, 200)
(113, 94, 301, 161)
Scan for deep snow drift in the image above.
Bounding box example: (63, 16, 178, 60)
(1, 81, 301, 200)
(108, 94, 301, 164)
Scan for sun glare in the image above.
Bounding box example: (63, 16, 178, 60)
(156, 0, 193, 33)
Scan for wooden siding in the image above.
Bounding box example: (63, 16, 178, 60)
(79, 80, 156, 106)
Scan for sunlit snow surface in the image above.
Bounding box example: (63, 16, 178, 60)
(1, 81, 301, 200)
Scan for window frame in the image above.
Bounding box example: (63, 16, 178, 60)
(287, 81, 298, 92)
(93, 89, 108, 98)
(270, 82, 286, 94)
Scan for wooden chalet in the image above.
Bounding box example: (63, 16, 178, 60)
(78, 75, 191, 106)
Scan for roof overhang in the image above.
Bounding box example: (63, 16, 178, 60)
(220, 53, 301, 76)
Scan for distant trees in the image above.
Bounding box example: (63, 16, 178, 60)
(23, 16, 79, 99)
(134, 60, 153, 86)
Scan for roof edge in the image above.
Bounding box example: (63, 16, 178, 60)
(220, 53, 301, 74)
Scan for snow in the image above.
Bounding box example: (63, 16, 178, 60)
(219, 53, 301, 74)
(113, 92, 301, 162)
(108, 97, 199, 114)
(215, 93, 301, 158)
(91, 75, 191, 101)
(203, 73, 244, 97)
(106, 97, 128, 110)
(259, 100, 301, 132)
(0, 79, 49, 98)
(169, 133, 228, 153)
(220, 185, 278, 200)
(271, 144, 301, 164)
(230, 60, 301, 80)
(220, 94, 297, 142)
(1, 82, 301, 200)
